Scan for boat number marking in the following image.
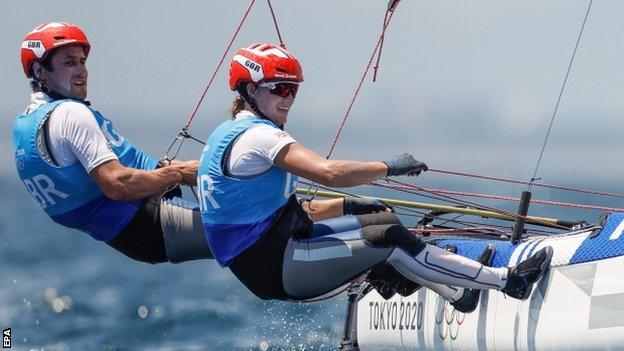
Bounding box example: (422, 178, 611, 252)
(609, 219, 624, 241)
(368, 300, 422, 331)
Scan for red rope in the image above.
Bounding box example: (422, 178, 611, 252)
(375, 182, 624, 212)
(266, 0, 286, 48)
(373, 178, 572, 230)
(325, 3, 400, 159)
(182, 0, 257, 130)
(429, 167, 624, 199)
(372, 9, 391, 82)
(410, 227, 508, 236)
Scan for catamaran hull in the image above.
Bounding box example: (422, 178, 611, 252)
(352, 213, 624, 350)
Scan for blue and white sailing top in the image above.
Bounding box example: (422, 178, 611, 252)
(198, 111, 298, 266)
(12, 93, 158, 241)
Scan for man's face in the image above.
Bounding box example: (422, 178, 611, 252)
(39, 45, 88, 100)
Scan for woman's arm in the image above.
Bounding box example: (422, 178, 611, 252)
(274, 142, 388, 187)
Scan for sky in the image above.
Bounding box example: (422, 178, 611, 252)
(2, 0, 624, 195)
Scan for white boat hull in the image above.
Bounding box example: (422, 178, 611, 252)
(352, 213, 624, 350)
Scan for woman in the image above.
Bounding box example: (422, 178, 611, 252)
(197, 43, 552, 308)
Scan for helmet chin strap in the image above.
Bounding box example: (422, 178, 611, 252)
(237, 84, 284, 130)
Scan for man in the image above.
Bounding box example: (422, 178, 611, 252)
(13, 22, 212, 264)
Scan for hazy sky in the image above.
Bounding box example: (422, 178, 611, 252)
(3, 0, 624, 191)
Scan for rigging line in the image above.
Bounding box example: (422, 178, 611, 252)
(164, 129, 207, 160)
(437, 213, 466, 227)
(298, 180, 484, 230)
(428, 167, 624, 199)
(376, 183, 624, 212)
(383, 179, 557, 227)
(423, 214, 562, 236)
(302, 3, 401, 201)
(297, 181, 559, 235)
(401, 211, 560, 236)
(369, 179, 514, 214)
(325, 4, 400, 159)
(410, 227, 508, 236)
(372, 0, 400, 82)
(301, 178, 544, 228)
(266, 0, 285, 48)
(374, 178, 572, 230)
(529, 0, 594, 189)
(182, 0, 257, 131)
(394, 210, 513, 235)
(372, 11, 389, 82)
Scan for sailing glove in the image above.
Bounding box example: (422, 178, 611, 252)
(343, 197, 393, 215)
(383, 153, 428, 176)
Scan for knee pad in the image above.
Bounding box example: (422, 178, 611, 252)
(360, 224, 426, 256)
(356, 212, 402, 227)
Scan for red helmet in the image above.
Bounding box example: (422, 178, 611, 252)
(229, 43, 303, 91)
(20, 22, 91, 78)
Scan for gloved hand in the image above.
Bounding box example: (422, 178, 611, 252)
(343, 197, 393, 215)
(383, 153, 428, 177)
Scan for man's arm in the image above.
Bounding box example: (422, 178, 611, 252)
(90, 159, 198, 201)
(49, 101, 199, 201)
(274, 142, 388, 187)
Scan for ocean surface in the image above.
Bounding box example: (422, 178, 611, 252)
(2, 172, 621, 351)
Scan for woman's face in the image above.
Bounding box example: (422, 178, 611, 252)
(247, 82, 298, 126)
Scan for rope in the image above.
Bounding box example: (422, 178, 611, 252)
(428, 167, 624, 199)
(182, 0, 257, 131)
(164, 0, 257, 160)
(377, 178, 572, 230)
(325, 2, 401, 159)
(372, 0, 400, 82)
(267, 0, 286, 48)
(373, 182, 624, 212)
(300, 183, 563, 236)
(165, 0, 288, 160)
(529, 0, 594, 188)
(303, 2, 403, 201)
(410, 227, 508, 236)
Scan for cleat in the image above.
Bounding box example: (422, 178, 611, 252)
(443, 244, 458, 254)
(451, 245, 495, 313)
(502, 246, 553, 300)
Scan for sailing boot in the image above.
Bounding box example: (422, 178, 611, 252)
(394, 277, 421, 297)
(501, 246, 553, 300)
(367, 263, 399, 300)
(450, 245, 495, 313)
(367, 263, 423, 299)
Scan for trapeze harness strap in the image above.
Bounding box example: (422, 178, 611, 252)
(12, 99, 158, 241)
(198, 116, 298, 266)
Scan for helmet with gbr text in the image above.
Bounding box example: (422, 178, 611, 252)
(21, 22, 91, 78)
(229, 43, 303, 90)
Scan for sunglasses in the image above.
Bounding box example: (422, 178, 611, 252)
(258, 82, 299, 98)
